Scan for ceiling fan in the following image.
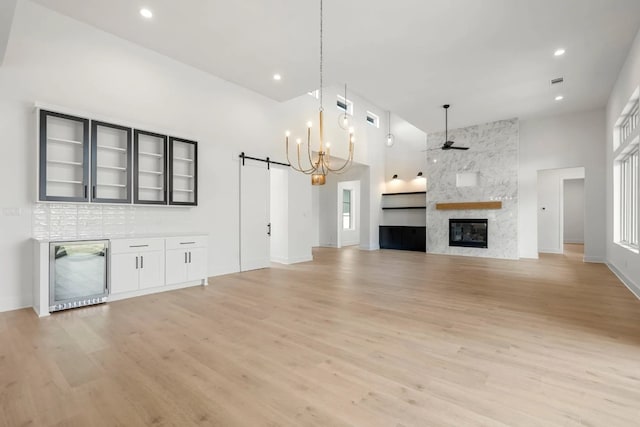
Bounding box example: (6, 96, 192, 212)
(438, 104, 469, 151)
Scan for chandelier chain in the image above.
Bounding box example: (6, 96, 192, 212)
(319, 0, 323, 112)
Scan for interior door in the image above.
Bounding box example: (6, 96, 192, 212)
(240, 161, 270, 271)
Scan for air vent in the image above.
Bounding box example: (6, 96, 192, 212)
(551, 77, 564, 85)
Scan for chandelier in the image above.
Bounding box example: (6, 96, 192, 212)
(285, 0, 354, 186)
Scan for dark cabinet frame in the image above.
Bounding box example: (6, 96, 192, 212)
(39, 110, 90, 202)
(168, 137, 198, 206)
(90, 121, 133, 204)
(133, 130, 168, 205)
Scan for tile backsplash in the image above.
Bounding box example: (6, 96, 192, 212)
(32, 203, 195, 240)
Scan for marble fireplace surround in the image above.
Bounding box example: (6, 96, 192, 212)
(426, 118, 519, 260)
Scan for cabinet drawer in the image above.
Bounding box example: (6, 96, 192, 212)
(110, 238, 164, 254)
(165, 235, 208, 250)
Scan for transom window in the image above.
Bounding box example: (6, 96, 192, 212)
(620, 100, 639, 146)
(366, 111, 380, 128)
(337, 95, 353, 116)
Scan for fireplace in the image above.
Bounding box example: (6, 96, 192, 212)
(449, 219, 488, 248)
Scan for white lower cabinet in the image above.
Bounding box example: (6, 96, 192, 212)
(110, 234, 208, 298)
(110, 238, 165, 295)
(165, 236, 208, 285)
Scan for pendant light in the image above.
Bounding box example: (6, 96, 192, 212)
(385, 111, 395, 147)
(338, 83, 350, 130)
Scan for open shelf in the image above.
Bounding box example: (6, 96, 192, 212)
(47, 179, 83, 185)
(381, 191, 426, 196)
(98, 183, 127, 188)
(48, 137, 83, 145)
(97, 144, 127, 153)
(173, 189, 194, 193)
(174, 157, 194, 162)
(140, 170, 164, 175)
(139, 151, 163, 158)
(381, 206, 426, 210)
(139, 186, 163, 191)
(48, 160, 82, 166)
(97, 165, 126, 171)
(173, 174, 193, 179)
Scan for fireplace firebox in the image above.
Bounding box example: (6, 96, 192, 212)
(449, 219, 488, 248)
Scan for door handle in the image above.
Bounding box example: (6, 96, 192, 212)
(141, 255, 144, 269)
(135, 256, 138, 269)
(189, 252, 191, 264)
(92, 186, 96, 200)
(184, 252, 188, 264)
(267, 223, 271, 236)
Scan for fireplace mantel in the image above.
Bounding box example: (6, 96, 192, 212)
(435, 201, 502, 210)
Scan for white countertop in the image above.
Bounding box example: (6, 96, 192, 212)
(32, 232, 208, 243)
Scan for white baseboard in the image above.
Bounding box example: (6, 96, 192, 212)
(583, 256, 605, 263)
(318, 243, 338, 248)
(607, 262, 640, 300)
(108, 280, 206, 302)
(564, 239, 584, 244)
(0, 296, 32, 314)
(538, 248, 563, 254)
(359, 244, 380, 251)
(271, 255, 313, 265)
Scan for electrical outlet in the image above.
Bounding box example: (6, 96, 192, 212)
(1, 208, 21, 217)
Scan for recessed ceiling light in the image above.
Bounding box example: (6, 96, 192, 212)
(555, 95, 564, 101)
(273, 74, 282, 81)
(140, 8, 153, 19)
(554, 48, 566, 57)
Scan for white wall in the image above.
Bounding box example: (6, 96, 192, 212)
(337, 180, 360, 247)
(606, 27, 640, 296)
(564, 179, 585, 244)
(537, 167, 584, 253)
(519, 109, 606, 261)
(0, 0, 16, 65)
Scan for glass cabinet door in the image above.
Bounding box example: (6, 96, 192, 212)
(134, 130, 168, 205)
(91, 121, 132, 203)
(169, 137, 198, 206)
(39, 110, 90, 202)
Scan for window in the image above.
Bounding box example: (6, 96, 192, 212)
(620, 101, 639, 146)
(366, 111, 380, 128)
(337, 95, 353, 116)
(619, 148, 639, 248)
(342, 189, 352, 229)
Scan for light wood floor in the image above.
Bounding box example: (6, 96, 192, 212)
(2, 245, 640, 426)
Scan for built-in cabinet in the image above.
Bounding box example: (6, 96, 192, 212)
(38, 110, 90, 202)
(91, 121, 132, 203)
(380, 191, 427, 252)
(32, 233, 209, 317)
(169, 137, 198, 206)
(134, 130, 168, 205)
(165, 236, 207, 285)
(37, 107, 198, 206)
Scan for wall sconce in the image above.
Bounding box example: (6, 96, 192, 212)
(392, 174, 398, 180)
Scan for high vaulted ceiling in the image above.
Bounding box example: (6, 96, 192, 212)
(27, 0, 640, 132)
